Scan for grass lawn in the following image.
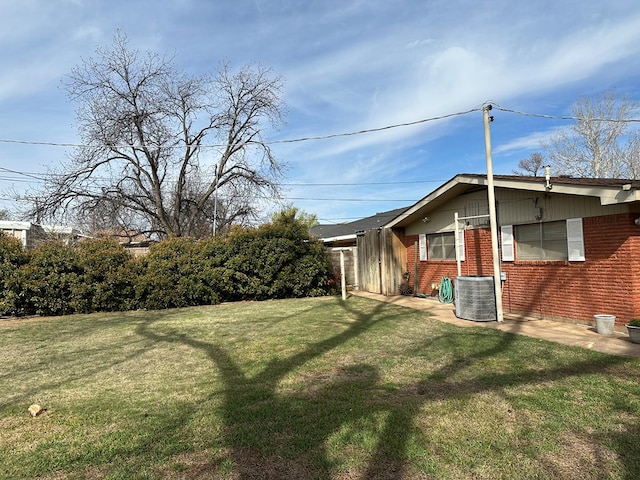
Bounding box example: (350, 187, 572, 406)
(1, 295, 640, 479)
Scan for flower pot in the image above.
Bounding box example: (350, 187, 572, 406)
(594, 314, 616, 335)
(626, 325, 640, 344)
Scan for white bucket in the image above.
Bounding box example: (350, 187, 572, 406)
(594, 314, 616, 335)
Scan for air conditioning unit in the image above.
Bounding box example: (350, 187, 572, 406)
(455, 276, 497, 322)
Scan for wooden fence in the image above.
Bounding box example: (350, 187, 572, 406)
(356, 228, 406, 295)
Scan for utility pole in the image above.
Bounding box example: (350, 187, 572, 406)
(483, 104, 504, 322)
(213, 164, 218, 236)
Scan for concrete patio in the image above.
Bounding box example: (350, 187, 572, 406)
(352, 290, 640, 359)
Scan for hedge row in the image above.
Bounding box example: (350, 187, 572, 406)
(0, 220, 336, 317)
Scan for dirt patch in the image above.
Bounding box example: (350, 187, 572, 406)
(538, 430, 620, 479)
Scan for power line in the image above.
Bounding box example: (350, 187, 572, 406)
(266, 107, 483, 144)
(0, 107, 481, 150)
(0, 166, 46, 181)
(0, 165, 447, 187)
(2, 103, 640, 151)
(493, 104, 640, 123)
(286, 197, 415, 202)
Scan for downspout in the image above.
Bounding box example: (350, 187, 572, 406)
(414, 240, 419, 296)
(378, 228, 383, 295)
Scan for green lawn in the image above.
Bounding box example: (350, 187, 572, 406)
(1, 295, 640, 479)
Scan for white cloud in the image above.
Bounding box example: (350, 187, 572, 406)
(494, 127, 565, 155)
(3, 0, 640, 219)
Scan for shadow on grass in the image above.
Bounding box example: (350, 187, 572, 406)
(136, 298, 394, 478)
(0, 313, 159, 411)
(133, 297, 640, 479)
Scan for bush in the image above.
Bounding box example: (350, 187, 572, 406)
(136, 237, 214, 310)
(72, 238, 138, 313)
(9, 242, 82, 316)
(0, 233, 29, 315)
(221, 221, 335, 300)
(3, 210, 336, 317)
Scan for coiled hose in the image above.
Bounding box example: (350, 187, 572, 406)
(438, 276, 454, 304)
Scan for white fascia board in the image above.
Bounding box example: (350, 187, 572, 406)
(484, 178, 640, 206)
(320, 234, 357, 243)
(598, 189, 640, 205)
(386, 176, 467, 228)
(0, 221, 33, 230)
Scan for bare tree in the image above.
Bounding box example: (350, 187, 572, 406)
(545, 89, 640, 179)
(512, 152, 546, 176)
(27, 32, 285, 238)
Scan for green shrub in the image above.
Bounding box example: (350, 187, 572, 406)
(628, 318, 640, 327)
(136, 237, 214, 310)
(3, 209, 335, 317)
(196, 236, 235, 304)
(0, 233, 29, 315)
(10, 241, 82, 316)
(72, 238, 138, 313)
(219, 220, 335, 300)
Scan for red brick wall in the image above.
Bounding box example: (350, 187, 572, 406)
(404, 213, 640, 324)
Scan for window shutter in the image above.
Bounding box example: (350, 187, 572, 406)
(501, 225, 514, 261)
(566, 218, 585, 261)
(458, 228, 465, 261)
(419, 233, 427, 261)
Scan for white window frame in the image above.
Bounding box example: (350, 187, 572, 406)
(427, 232, 456, 260)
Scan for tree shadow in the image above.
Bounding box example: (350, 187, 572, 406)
(135, 298, 424, 478)
(134, 298, 640, 479)
(0, 313, 160, 410)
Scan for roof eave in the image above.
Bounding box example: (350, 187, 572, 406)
(386, 174, 640, 229)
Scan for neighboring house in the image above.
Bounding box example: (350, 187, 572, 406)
(42, 225, 85, 245)
(0, 221, 47, 249)
(311, 207, 408, 290)
(378, 174, 640, 326)
(90, 229, 156, 257)
(120, 239, 155, 258)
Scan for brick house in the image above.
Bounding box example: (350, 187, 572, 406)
(384, 174, 640, 326)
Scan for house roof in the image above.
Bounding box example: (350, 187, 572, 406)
(0, 220, 35, 230)
(311, 206, 409, 242)
(387, 173, 640, 228)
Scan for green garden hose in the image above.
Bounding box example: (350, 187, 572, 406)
(438, 276, 454, 304)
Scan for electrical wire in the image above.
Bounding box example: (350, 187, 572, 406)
(492, 104, 640, 123)
(4, 101, 639, 217)
(1, 103, 639, 151)
(0, 108, 482, 150)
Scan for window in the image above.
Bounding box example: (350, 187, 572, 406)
(428, 232, 456, 260)
(514, 220, 568, 260)
(503, 219, 585, 262)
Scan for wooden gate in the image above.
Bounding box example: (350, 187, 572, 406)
(357, 228, 406, 295)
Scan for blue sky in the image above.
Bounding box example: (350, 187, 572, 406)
(1, 0, 640, 224)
